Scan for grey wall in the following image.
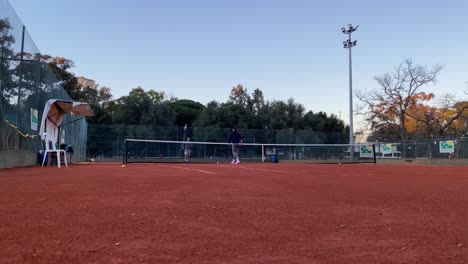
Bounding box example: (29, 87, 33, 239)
(0, 150, 37, 169)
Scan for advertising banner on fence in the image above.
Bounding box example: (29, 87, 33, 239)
(360, 145, 374, 158)
(439, 140, 454, 153)
(30, 108, 38, 131)
(381, 143, 392, 154)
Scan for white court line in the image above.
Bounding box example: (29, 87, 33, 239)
(160, 165, 218, 175)
(217, 165, 299, 175)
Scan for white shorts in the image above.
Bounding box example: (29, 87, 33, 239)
(184, 149, 191, 156)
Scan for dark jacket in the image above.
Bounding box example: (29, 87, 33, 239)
(228, 131, 243, 144)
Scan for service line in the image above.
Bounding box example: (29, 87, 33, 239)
(217, 164, 299, 175)
(159, 165, 219, 175)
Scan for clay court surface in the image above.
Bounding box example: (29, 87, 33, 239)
(0, 163, 466, 264)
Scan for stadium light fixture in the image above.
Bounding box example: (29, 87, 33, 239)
(341, 24, 359, 158)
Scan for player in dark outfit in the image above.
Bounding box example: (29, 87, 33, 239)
(228, 128, 243, 164)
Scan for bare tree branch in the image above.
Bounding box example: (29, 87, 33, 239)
(357, 59, 444, 141)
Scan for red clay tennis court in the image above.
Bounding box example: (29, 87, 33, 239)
(0, 163, 466, 263)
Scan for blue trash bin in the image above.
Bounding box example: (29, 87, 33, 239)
(271, 155, 278, 163)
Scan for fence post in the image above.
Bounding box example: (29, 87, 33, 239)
(373, 144, 376, 164)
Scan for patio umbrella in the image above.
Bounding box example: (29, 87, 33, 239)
(39, 99, 93, 143)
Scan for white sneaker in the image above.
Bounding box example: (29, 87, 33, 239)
(231, 159, 235, 164)
(235, 159, 240, 164)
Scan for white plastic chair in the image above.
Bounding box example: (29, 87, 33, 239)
(42, 132, 68, 168)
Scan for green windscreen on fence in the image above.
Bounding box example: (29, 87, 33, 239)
(86, 124, 349, 159)
(87, 124, 468, 161)
(0, 0, 88, 163)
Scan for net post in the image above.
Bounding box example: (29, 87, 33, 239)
(373, 144, 377, 164)
(122, 139, 127, 164)
(261, 144, 265, 162)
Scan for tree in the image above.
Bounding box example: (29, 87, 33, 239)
(302, 111, 346, 133)
(365, 92, 434, 140)
(86, 104, 112, 124)
(74, 77, 113, 105)
(147, 89, 167, 104)
(192, 100, 221, 128)
(97, 86, 113, 107)
(216, 103, 252, 129)
(251, 88, 265, 114)
(112, 87, 176, 126)
(366, 125, 400, 142)
(228, 84, 251, 108)
(302, 111, 348, 143)
(285, 98, 305, 130)
(260, 99, 306, 130)
(0, 18, 16, 119)
(0, 19, 15, 51)
(451, 101, 468, 136)
(76, 77, 98, 102)
(408, 94, 468, 137)
(357, 59, 443, 142)
(42, 55, 79, 99)
(263, 100, 288, 129)
(193, 101, 251, 129)
(169, 99, 205, 127)
(194, 87, 348, 143)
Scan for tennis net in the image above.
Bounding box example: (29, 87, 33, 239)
(123, 139, 376, 164)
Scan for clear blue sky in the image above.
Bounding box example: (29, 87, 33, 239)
(8, 0, 468, 125)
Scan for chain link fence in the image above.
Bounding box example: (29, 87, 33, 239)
(0, 0, 88, 165)
(374, 138, 468, 160)
(87, 124, 468, 161)
(87, 124, 348, 159)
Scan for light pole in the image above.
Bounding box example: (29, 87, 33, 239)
(341, 24, 358, 158)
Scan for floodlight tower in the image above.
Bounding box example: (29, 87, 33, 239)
(341, 24, 358, 157)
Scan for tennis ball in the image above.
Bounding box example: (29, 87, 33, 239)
(122, 164, 126, 168)
(217, 162, 219, 164)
